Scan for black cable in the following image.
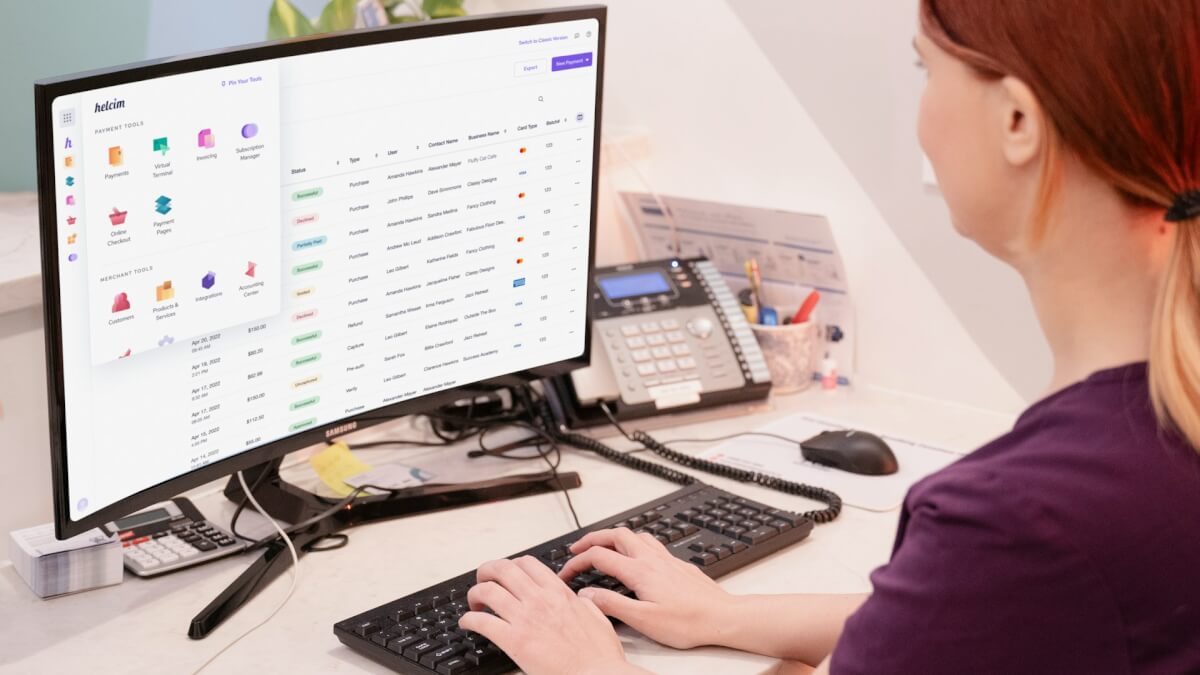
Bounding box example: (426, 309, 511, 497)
(593, 403, 842, 524)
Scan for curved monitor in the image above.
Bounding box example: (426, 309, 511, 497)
(35, 6, 605, 539)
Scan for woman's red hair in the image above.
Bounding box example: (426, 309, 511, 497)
(920, 0, 1200, 450)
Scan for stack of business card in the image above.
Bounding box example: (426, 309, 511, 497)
(8, 523, 123, 598)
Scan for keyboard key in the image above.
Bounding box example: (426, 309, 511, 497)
(548, 548, 566, 560)
(640, 321, 661, 333)
(371, 626, 404, 646)
(627, 516, 645, 528)
(420, 643, 467, 668)
(352, 620, 382, 637)
(693, 514, 715, 527)
(655, 534, 670, 545)
(387, 634, 421, 654)
(709, 520, 731, 532)
(448, 587, 466, 601)
(739, 519, 760, 530)
(465, 645, 501, 666)
(429, 595, 448, 608)
(740, 527, 779, 545)
(403, 639, 443, 662)
(754, 513, 775, 524)
(689, 552, 718, 566)
(391, 608, 414, 623)
(771, 520, 793, 532)
(621, 325, 641, 337)
(651, 345, 672, 359)
(626, 336, 647, 349)
(724, 525, 747, 538)
(767, 509, 799, 525)
(642, 511, 661, 523)
(689, 542, 706, 552)
(663, 528, 684, 542)
(646, 334, 667, 346)
(678, 508, 699, 520)
(637, 363, 658, 376)
(681, 523, 699, 535)
(709, 545, 732, 560)
(437, 657, 470, 675)
(710, 508, 730, 519)
(729, 541, 749, 554)
(462, 632, 489, 650)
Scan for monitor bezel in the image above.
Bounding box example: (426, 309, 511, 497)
(35, 5, 606, 539)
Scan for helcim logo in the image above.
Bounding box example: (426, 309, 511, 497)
(94, 98, 125, 113)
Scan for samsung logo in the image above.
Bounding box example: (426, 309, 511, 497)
(94, 98, 125, 113)
(324, 421, 358, 439)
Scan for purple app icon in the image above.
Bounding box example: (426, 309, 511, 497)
(241, 123, 258, 139)
(201, 271, 216, 289)
(68, 253, 78, 262)
(77, 497, 88, 510)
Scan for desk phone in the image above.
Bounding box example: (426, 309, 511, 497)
(550, 257, 771, 425)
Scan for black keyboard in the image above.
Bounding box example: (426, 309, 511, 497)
(333, 482, 815, 674)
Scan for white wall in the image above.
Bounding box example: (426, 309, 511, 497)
(729, 0, 1051, 401)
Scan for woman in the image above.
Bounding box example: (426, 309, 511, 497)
(458, 1, 1200, 672)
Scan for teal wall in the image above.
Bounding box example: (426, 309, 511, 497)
(0, 1, 152, 191)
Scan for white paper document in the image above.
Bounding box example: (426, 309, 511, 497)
(621, 192, 856, 374)
(696, 414, 963, 511)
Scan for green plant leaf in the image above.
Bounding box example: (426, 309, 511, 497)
(267, 0, 316, 40)
(389, 14, 423, 23)
(422, 0, 466, 19)
(316, 0, 358, 33)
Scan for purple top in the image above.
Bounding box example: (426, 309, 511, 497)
(831, 363, 1200, 673)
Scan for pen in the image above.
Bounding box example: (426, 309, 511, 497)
(791, 290, 821, 324)
(745, 259, 766, 323)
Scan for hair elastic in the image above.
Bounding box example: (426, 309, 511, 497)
(1165, 190, 1200, 222)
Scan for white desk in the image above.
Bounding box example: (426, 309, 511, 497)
(0, 385, 1013, 674)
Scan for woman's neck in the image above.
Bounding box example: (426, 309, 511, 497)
(1019, 194, 1172, 396)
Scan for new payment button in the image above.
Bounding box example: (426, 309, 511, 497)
(551, 52, 593, 72)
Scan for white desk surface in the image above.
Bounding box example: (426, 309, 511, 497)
(0, 385, 1014, 674)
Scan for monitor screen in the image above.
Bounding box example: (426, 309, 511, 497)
(42, 14, 600, 526)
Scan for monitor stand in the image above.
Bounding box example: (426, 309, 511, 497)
(187, 456, 581, 639)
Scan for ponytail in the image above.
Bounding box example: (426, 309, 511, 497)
(1150, 216, 1200, 453)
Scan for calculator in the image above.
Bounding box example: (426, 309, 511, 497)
(112, 497, 247, 577)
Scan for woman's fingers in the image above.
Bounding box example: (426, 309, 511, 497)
(467, 580, 521, 617)
(476, 558, 540, 600)
(567, 527, 649, 556)
(558, 546, 642, 586)
(512, 555, 568, 590)
(457, 610, 512, 650)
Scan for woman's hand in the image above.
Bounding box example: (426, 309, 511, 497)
(558, 527, 734, 649)
(458, 556, 645, 675)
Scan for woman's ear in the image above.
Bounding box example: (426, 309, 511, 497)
(996, 76, 1044, 168)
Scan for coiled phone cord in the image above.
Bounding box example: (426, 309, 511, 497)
(540, 397, 843, 525)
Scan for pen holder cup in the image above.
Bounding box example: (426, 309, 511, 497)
(750, 320, 820, 394)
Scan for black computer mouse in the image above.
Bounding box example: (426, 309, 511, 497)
(800, 429, 899, 476)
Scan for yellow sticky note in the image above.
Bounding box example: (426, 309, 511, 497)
(308, 442, 371, 497)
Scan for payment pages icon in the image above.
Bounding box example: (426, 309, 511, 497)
(109, 208, 128, 226)
(197, 128, 215, 149)
(154, 195, 172, 215)
(65, 176, 75, 187)
(153, 137, 170, 154)
(112, 292, 131, 313)
(156, 281, 174, 302)
(108, 146, 123, 166)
